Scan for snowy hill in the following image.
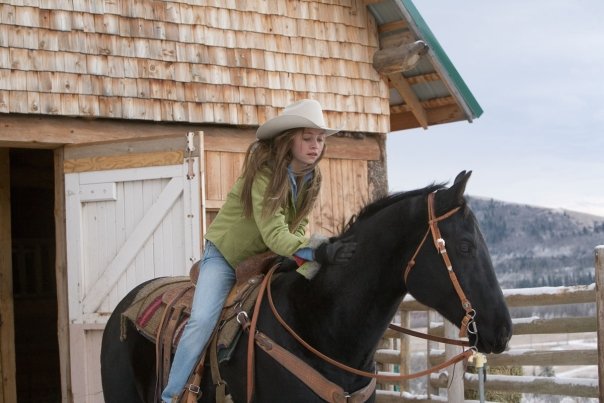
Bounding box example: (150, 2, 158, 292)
(467, 197, 604, 288)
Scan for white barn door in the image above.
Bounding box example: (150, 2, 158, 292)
(64, 133, 204, 402)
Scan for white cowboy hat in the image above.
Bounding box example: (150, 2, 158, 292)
(256, 99, 341, 140)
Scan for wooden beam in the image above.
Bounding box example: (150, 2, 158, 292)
(390, 104, 465, 131)
(378, 20, 408, 34)
(64, 150, 184, 173)
(63, 135, 196, 160)
(387, 73, 428, 129)
(0, 115, 241, 146)
(390, 95, 457, 115)
(0, 115, 382, 161)
(386, 72, 441, 89)
(204, 132, 381, 161)
(379, 31, 416, 50)
(204, 199, 225, 210)
(373, 41, 427, 74)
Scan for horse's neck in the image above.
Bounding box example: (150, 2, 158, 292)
(280, 203, 421, 366)
(285, 261, 405, 367)
(297, 211, 419, 356)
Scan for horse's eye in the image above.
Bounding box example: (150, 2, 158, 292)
(459, 241, 472, 255)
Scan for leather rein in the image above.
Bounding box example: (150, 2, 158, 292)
(240, 191, 478, 402)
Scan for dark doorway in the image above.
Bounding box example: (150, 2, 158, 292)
(10, 149, 60, 402)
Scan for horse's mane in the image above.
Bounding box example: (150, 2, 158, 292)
(343, 183, 445, 233)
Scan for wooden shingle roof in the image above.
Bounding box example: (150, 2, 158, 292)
(366, 0, 483, 131)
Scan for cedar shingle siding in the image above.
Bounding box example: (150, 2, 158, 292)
(0, 0, 390, 133)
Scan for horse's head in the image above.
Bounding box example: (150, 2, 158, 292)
(403, 171, 512, 353)
(305, 171, 511, 358)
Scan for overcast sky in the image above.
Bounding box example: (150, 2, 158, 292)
(386, 1, 604, 217)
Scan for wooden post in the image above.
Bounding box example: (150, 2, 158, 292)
(427, 311, 440, 397)
(444, 319, 464, 401)
(197, 131, 207, 244)
(0, 149, 17, 403)
(596, 245, 604, 402)
(54, 148, 72, 403)
(398, 309, 410, 393)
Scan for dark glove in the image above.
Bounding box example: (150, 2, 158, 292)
(314, 235, 357, 265)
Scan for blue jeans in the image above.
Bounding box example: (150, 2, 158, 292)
(161, 241, 236, 402)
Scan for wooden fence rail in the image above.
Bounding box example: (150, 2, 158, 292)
(374, 244, 604, 402)
(429, 373, 599, 398)
(388, 315, 597, 338)
(377, 347, 598, 368)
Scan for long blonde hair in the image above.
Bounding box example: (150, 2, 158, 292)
(241, 129, 324, 229)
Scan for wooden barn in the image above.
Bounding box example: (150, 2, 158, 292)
(0, 0, 482, 401)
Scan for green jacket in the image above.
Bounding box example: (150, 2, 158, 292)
(205, 169, 310, 268)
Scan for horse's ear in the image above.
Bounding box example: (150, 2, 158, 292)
(450, 170, 472, 203)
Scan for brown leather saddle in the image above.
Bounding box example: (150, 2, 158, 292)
(121, 251, 279, 401)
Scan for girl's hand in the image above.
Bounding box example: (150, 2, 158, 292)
(314, 235, 357, 265)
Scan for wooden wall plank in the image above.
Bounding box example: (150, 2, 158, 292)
(196, 151, 366, 239)
(329, 158, 345, 233)
(218, 152, 238, 200)
(0, 149, 17, 403)
(352, 159, 369, 212)
(204, 151, 221, 202)
(340, 158, 356, 224)
(317, 158, 335, 235)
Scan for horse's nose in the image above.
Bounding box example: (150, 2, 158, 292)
(492, 324, 513, 353)
(493, 336, 510, 354)
(474, 322, 512, 354)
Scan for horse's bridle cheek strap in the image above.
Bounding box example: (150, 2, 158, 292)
(435, 235, 474, 337)
(403, 192, 474, 338)
(403, 227, 430, 283)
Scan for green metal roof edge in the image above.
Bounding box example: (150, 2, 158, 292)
(399, 0, 483, 119)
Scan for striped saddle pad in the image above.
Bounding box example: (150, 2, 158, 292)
(121, 273, 265, 362)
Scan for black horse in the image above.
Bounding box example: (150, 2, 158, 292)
(101, 171, 512, 402)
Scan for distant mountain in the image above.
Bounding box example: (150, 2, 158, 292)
(466, 196, 604, 288)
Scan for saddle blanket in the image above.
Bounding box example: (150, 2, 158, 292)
(121, 274, 264, 363)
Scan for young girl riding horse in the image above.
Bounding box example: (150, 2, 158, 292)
(162, 99, 357, 402)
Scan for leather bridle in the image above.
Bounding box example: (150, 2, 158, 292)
(241, 191, 479, 402)
(403, 191, 478, 339)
